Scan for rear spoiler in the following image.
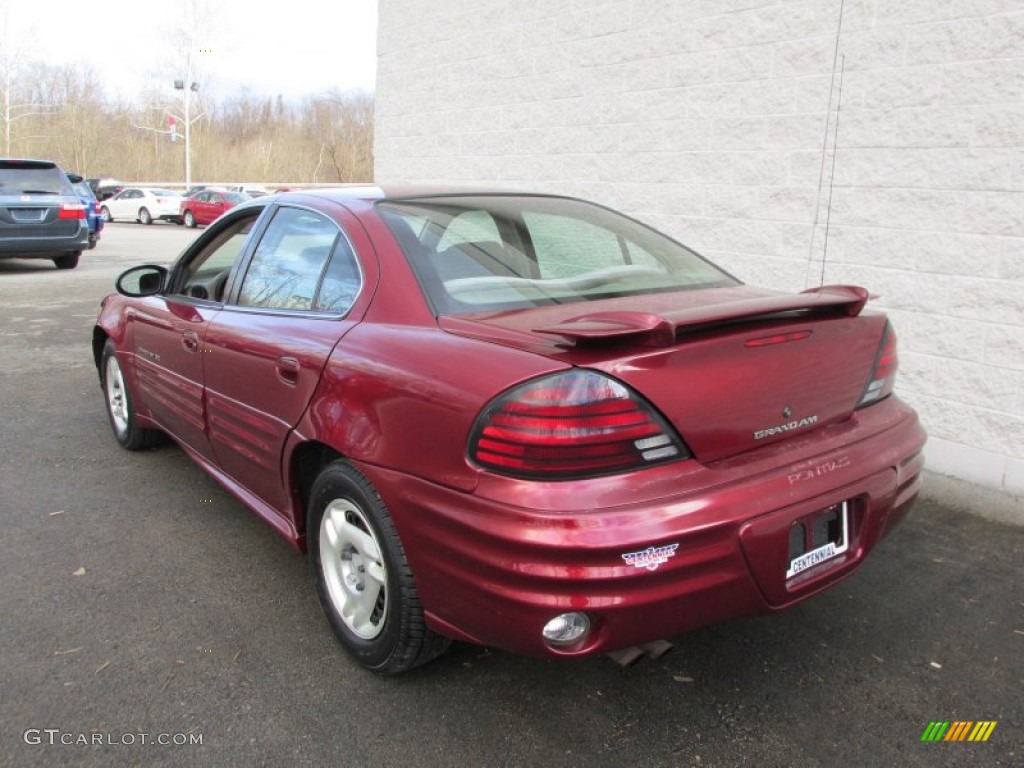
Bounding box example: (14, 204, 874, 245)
(533, 285, 871, 347)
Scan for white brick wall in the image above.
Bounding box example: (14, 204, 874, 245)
(376, 0, 1024, 502)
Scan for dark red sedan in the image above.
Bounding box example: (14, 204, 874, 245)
(178, 188, 249, 228)
(94, 188, 926, 673)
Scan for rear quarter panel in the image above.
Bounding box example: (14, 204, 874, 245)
(298, 323, 567, 493)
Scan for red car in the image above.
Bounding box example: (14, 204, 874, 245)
(178, 188, 249, 228)
(94, 188, 926, 674)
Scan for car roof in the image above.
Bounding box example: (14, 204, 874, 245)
(275, 185, 531, 204)
(0, 158, 60, 170)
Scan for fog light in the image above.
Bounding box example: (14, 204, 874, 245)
(542, 612, 591, 646)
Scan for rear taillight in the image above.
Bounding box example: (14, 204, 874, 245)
(58, 203, 86, 219)
(469, 370, 688, 479)
(856, 320, 898, 408)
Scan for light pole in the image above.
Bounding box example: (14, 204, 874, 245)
(173, 78, 199, 190)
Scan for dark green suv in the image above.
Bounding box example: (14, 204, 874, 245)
(0, 158, 91, 269)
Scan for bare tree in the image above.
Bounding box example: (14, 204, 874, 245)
(0, 5, 55, 155)
(27, 64, 107, 172)
(304, 90, 374, 183)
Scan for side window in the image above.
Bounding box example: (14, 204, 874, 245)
(524, 212, 630, 278)
(176, 213, 260, 300)
(315, 237, 361, 312)
(236, 207, 339, 311)
(436, 210, 501, 251)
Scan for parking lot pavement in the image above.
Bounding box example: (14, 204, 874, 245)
(1, 224, 1021, 767)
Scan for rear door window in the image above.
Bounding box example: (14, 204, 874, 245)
(236, 207, 354, 312)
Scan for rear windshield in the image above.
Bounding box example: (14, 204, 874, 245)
(0, 161, 72, 195)
(377, 195, 737, 315)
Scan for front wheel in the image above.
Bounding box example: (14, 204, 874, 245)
(184, 210, 197, 228)
(138, 207, 152, 225)
(100, 340, 162, 450)
(308, 460, 450, 674)
(100, 206, 112, 222)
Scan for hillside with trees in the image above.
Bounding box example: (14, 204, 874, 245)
(3, 61, 373, 185)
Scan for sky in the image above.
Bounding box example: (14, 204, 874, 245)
(4, 0, 378, 104)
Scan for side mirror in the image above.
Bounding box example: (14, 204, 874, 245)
(116, 265, 168, 297)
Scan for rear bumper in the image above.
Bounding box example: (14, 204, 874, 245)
(0, 226, 90, 257)
(358, 396, 926, 658)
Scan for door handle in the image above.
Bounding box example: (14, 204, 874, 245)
(182, 330, 200, 353)
(276, 356, 300, 386)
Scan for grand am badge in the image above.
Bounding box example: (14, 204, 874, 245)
(621, 543, 679, 571)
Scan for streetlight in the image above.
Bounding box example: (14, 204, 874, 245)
(173, 78, 199, 190)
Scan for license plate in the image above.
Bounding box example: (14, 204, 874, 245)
(786, 501, 849, 579)
(11, 207, 46, 222)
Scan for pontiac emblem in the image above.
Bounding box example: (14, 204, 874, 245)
(782, 405, 793, 419)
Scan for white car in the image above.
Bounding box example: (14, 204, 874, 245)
(227, 184, 268, 197)
(100, 187, 184, 225)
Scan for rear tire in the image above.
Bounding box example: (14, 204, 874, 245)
(308, 460, 450, 674)
(100, 206, 112, 222)
(100, 339, 162, 450)
(139, 207, 152, 225)
(184, 210, 197, 228)
(53, 252, 80, 270)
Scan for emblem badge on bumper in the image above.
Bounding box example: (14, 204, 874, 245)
(621, 544, 679, 571)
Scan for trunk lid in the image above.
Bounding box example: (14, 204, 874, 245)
(440, 285, 886, 462)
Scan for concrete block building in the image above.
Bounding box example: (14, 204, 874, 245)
(375, 0, 1024, 515)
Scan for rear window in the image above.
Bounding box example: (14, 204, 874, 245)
(378, 195, 736, 315)
(0, 160, 73, 195)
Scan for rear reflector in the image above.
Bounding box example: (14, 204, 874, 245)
(469, 370, 688, 478)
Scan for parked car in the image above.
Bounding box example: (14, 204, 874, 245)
(0, 158, 90, 269)
(183, 185, 212, 198)
(179, 188, 249, 228)
(227, 183, 268, 197)
(94, 188, 926, 674)
(86, 177, 124, 201)
(100, 187, 183, 225)
(68, 173, 104, 249)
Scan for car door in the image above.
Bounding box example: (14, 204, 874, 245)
(188, 192, 207, 224)
(201, 192, 221, 224)
(202, 203, 368, 512)
(108, 188, 138, 219)
(128, 207, 266, 459)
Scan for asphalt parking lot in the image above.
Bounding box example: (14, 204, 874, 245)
(1, 223, 1021, 767)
